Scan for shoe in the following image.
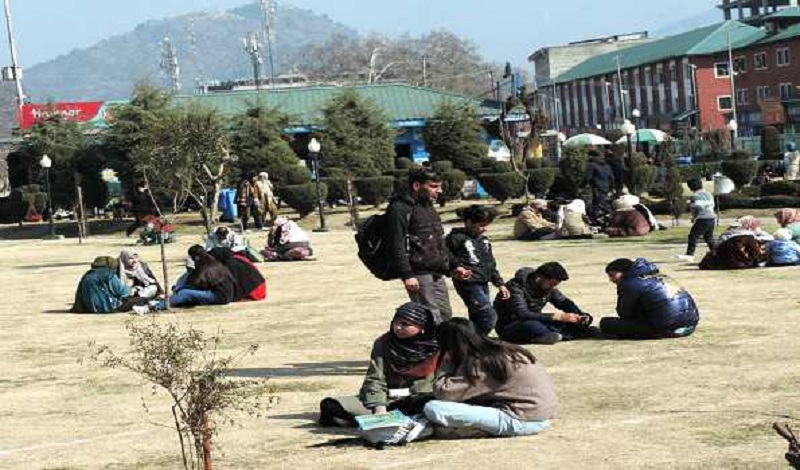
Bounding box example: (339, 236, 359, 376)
(132, 305, 150, 316)
(675, 254, 694, 262)
(531, 332, 562, 345)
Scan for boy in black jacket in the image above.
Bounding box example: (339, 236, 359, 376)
(446, 205, 510, 335)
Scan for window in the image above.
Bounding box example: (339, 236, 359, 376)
(736, 88, 749, 105)
(669, 63, 677, 81)
(656, 64, 664, 85)
(718, 95, 733, 111)
(780, 83, 793, 100)
(777, 47, 791, 67)
(734, 56, 747, 73)
(757, 85, 771, 100)
(714, 62, 730, 78)
(755, 52, 768, 70)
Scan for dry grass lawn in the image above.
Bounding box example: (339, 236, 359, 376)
(1, 210, 799, 469)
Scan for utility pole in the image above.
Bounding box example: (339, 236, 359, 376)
(615, 55, 627, 121)
(727, 30, 739, 143)
(422, 55, 428, 87)
(243, 32, 262, 90)
(159, 37, 181, 94)
(259, 0, 277, 88)
(2, 0, 24, 111)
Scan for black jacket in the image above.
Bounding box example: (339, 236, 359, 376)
(616, 259, 699, 330)
(385, 194, 449, 279)
(446, 228, 504, 286)
(585, 157, 615, 192)
(494, 267, 582, 331)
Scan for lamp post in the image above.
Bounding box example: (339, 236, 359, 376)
(621, 119, 637, 194)
(631, 108, 642, 151)
(308, 138, 327, 232)
(39, 154, 55, 238)
(556, 131, 566, 164)
(727, 119, 738, 151)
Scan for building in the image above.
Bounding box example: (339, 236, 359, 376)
(528, 32, 652, 128)
(550, 8, 800, 136)
(719, 0, 799, 23)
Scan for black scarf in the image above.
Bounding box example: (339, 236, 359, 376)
(386, 303, 439, 374)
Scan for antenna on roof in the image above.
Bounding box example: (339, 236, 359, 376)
(188, 20, 203, 89)
(259, 0, 277, 89)
(159, 37, 181, 94)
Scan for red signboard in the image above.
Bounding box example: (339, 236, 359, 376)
(19, 101, 107, 129)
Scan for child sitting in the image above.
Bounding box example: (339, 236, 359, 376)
(768, 228, 800, 267)
(446, 205, 510, 335)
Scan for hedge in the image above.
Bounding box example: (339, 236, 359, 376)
(432, 160, 454, 173)
(395, 157, 415, 170)
(760, 180, 800, 197)
(353, 176, 395, 207)
(477, 172, 525, 202)
(491, 160, 514, 174)
(752, 196, 800, 209)
(526, 168, 557, 197)
(721, 160, 757, 187)
(441, 169, 467, 201)
(278, 183, 327, 218)
(283, 165, 311, 185)
(321, 177, 349, 204)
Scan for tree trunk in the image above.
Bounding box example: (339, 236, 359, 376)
(201, 412, 212, 470)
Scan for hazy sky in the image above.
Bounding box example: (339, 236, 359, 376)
(6, 0, 719, 67)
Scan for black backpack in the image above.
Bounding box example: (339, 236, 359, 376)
(355, 212, 407, 281)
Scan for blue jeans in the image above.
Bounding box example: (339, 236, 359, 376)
(453, 282, 496, 335)
(153, 272, 217, 309)
(498, 320, 561, 344)
(423, 400, 550, 437)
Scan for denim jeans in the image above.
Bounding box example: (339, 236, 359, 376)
(423, 400, 550, 437)
(453, 282, 496, 335)
(153, 272, 217, 309)
(686, 218, 716, 256)
(498, 320, 561, 344)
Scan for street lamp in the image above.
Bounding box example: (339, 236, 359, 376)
(556, 131, 566, 163)
(632, 108, 642, 128)
(307, 137, 327, 232)
(39, 154, 56, 238)
(621, 119, 638, 194)
(727, 119, 738, 151)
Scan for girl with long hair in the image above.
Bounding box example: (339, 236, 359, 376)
(422, 318, 558, 437)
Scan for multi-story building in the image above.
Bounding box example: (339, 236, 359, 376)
(719, 0, 798, 23)
(550, 7, 800, 136)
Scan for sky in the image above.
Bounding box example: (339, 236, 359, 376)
(5, 0, 720, 68)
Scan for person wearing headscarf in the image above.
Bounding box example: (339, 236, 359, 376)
(785, 142, 799, 180)
(605, 196, 651, 237)
(513, 199, 557, 241)
(118, 249, 163, 300)
(767, 228, 800, 267)
(262, 216, 314, 261)
(699, 222, 767, 270)
(319, 302, 440, 427)
(255, 172, 278, 225)
(558, 199, 593, 238)
(718, 216, 773, 244)
(71, 257, 148, 314)
(775, 209, 800, 242)
(236, 173, 259, 231)
(204, 226, 246, 253)
(208, 247, 266, 301)
(153, 245, 237, 310)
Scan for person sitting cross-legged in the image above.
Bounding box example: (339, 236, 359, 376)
(422, 318, 558, 438)
(493, 263, 592, 345)
(599, 258, 699, 340)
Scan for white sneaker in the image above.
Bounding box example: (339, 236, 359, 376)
(675, 254, 694, 262)
(132, 304, 151, 316)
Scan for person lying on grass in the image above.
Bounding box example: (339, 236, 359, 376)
(600, 258, 699, 340)
(422, 318, 557, 438)
(493, 263, 593, 345)
(319, 302, 440, 427)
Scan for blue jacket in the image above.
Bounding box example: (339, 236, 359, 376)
(617, 259, 699, 331)
(769, 240, 800, 266)
(77, 267, 130, 313)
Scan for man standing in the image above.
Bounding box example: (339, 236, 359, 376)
(585, 150, 614, 220)
(385, 169, 452, 321)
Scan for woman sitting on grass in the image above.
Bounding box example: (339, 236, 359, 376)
(156, 245, 237, 310)
(605, 197, 651, 238)
(422, 318, 557, 438)
(557, 199, 593, 239)
(70, 256, 150, 314)
(600, 258, 699, 340)
(513, 200, 558, 241)
(118, 249, 163, 300)
(208, 247, 266, 301)
(699, 217, 768, 270)
(775, 209, 800, 243)
(262, 217, 314, 261)
(768, 228, 800, 267)
(319, 302, 440, 427)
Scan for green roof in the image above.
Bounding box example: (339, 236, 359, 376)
(759, 21, 800, 44)
(767, 6, 800, 19)
(171, 83, 500, 126)
(554, 21, 765, 83)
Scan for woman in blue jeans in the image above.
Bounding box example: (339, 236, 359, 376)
(423, 318, 558, 437)
(149, 245, 237, 312)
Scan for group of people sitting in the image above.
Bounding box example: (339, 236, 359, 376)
(70, 243, 267, 314)
(513, 195, 659, 241)
(696, 211, 800, 270)
(204, 218, 314, 263)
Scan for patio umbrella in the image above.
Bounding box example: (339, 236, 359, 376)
(615, 129, 671, 144)
(563, 133, 612, 147)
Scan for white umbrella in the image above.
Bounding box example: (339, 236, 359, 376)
(563, 133, 612, 147)
(615, 129, 671, 144)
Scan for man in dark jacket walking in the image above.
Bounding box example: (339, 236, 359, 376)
(385, 169, 452, 321)
(585, 150, 614, 220)
(126, 181, 156, 237)
(600, 258, 699, 339)
(494, 263, 591, 344)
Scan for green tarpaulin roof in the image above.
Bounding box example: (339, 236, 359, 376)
(171, 83, 500, 127)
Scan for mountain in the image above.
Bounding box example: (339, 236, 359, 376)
(652, 8, 722, 38)
(23, 3, 357, 102)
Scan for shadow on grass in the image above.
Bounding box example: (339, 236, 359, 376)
(16, 261, 88, 270)
(227, 361, 368, 378)
(42, 308, 73, 314)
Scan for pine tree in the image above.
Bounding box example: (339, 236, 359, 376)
(228, 105, 300, 184)
(422, 102, 487, 174)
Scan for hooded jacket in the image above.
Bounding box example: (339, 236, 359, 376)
(384, 194, 449, 279)
(71, 257, 130, 313)
(494, 268, 582, 331)
(616, 259, 699, 331)
(768, 239, 800, 266)
(446, 228, 504, 286)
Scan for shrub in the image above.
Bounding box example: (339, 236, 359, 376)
(679, 164, 705, 182)
(716, 193, 753, 210)
(432, 160, 454, 173)
(282, 165, 311, 185)
(760, 180, 800, 197)
(753, 195, 800, 209)
(440, 169, 467, 201)
(353, 176, 395, 207)
(321, 167, 348, 178)
(395, 157, 414, 170)
(525, 157, 543, 169)
(384, 169, 410, 179)
(277, 183, 327, 218)
(761, 126, 782, 160)
(554, 153, 589, 198)
(477, 172, 525, 203)
(321, 177, 348, 204)
(721, 160, 757, 187)
(707, 128, 732, 159)
(491, 160, 514, 173)
(479, 156, 497, 169)
(730, 149, 753, 161)
(526, 168, 557, 197)
(633, 164, 657, 195)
